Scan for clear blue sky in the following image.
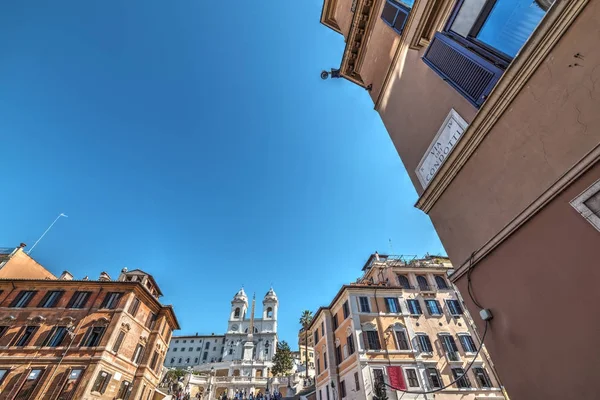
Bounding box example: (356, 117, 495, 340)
(0, 0, 445, 348)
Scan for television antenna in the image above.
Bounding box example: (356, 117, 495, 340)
(28, 213, 68, 255)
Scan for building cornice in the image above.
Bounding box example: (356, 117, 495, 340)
(450, 142, 600, 282)
(339, 0, 382, 87)
(321, 0, 343, 34)
(414, 0, 590, 213)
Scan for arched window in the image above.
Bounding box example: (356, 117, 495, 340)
(361, 323, 381, 351)
(435, 276, 449, 289)
(266, 307, 273, 318)
(397, 275, 411, 289)
(205, 342, 210, 350)
(417, 276, 430, 291)
(178, 358, 182, 363)
(234, 307, 241, 318)
(170, 358, 175, 364)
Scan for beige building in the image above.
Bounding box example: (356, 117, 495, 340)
(317, 0, 600, 397)
(308, 253, 504, 400)
(0, 243, 179, 400)
(298, 327, 316, 378)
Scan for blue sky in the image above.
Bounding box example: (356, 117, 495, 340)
(0, 0, 444, 347)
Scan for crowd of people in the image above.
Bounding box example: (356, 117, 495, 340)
(227, 389, 284, 400)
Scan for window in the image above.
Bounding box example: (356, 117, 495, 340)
(459, 335, 477, 353)
(323, 351, 328, 369)
(205, 342, 210, 349)
(173, 348, 177, 352)
(435, 276, 449, 289)
(43, 326, 68, 347)
(425, 300, 442, 316)
(317, 354, 321, 374)
(446, 300, 463, 316)
(319, 390, 322, 400)
(405, 369, 419, 387)
(38, 290, 64, 308)
(128, 298, 141, 317)
(189, 347, 193, 351)
(332, 314, 339, 330)
(202, 351, 208, 360)
(423, 0, 550, 106)
(340, 380, 347, 398)
(426, 368, 442, 389)
(179, 358, 182, 363)
(321, 321, 325, 337)
(92, 371, 112, 394)
(385, 298, 401, 313)
(397, 275, 411, 289)
(234, 307, 240, 318)
(145, 312, 157, 330)
(381, 0, 413, 35)
(416, 334, 433, 353)
(326, 385, 330, 400)
(365, 330, 381, 350)
(81, 326, 105, 347)
(373, 369, 384, 385)
(473, 367, 492, 388)
(354, 372, 360, 391)
(170, 358, 175, 364)
(175, 340, 179, 343)
(229, 349, 233, 355)
(359, 297, 370, 313)
(343, 301, 350, 319)
(100, 292, 122, 309)
(0, 369, 9, 387)
(195, 357, 199, 363)
(314, 330, 319, 343)
(266, 307, 273, 318)
(196, 347, 201, 351)
(132, 344, 145, 364)
(150, 351, 160, 370)
(452, 368, 471, 388)
(0, 326, 8, 339)
(407, 299, 422, 315)
(67, 291, 91, 309)
(416, 276, 430, 291)
(15, 368, 45, 399)
(181, 347, 185, 351)
(14, 326, 38, 346)
(441, 335, 460, 361)
(335, 345, 342, 365)
(113, 331, 126, 352)
(394, 330, 409, 350)
(117, 380, 131, 400)
(57, 368, 84, 399)
(347, 333, 355, 355)
(10, 290, 37, 308)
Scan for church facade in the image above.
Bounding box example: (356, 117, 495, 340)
(168, 287, 282, 398)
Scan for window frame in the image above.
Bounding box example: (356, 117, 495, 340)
(91, 370, 112, 394)
(339, 380, 347, 399)
(440, 334, 461, 361)
(132, 344, 146, 364)
(10, 290, 37, 308)
(473, 367, 493, 388)
(407, 299, 422, 315)
(443, 0, 513, 68)
(397, 275, 411, 289)
(426, 368, 442, 389)
(394, 329, 410, 350)
(446, 299, 463, 316)
(13, 326, 39, 347)
(112, 330, 127, 352)
(43, 326, 69, 347)
(38, 290, 64, 308)
(358, 297, 371, 313)
(381, 0, 412, 35)
(342, 301, 350, 319)
(434, 276, 449, 290)
(458, 334, 477, 353)
(425, 299, 443, 316)
(100, 292, 122, 310)
(67, 291, 91, 309)
(452, 367, 472, 388)
(570, 178, 600, 231)
(128, 297, 141, 317)
(404, 368, 420, 388)
(354, 372, 360, 391)
(364, 330, 382, 351)
(416, 333, 433, 353)
(81, 326, 106, 347)
(385, 297, 401, 313)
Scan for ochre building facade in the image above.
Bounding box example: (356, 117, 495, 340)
(0, 244, 179, 400)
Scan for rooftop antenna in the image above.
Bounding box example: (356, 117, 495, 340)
(28, 213, 68, 255)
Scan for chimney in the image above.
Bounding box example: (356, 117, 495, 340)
(98, 272, 111, 281)
(59, 271, 74, 280)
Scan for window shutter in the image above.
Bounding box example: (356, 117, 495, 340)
(100, 373, 112, 393)
(423, 32, 504, 107)
(415, 300, 422, 314)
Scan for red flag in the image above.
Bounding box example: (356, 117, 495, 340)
(386, 366, 406, 390)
